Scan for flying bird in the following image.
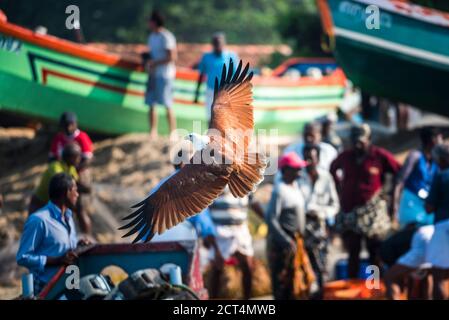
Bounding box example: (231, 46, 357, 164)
(119, 60, 267, 243)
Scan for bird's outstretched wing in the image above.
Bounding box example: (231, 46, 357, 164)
(120, 158, 231, 243)
(208, 60, 266, 198)
(209, 59, 254, 151)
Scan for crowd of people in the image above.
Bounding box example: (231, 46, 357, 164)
(266, 123, 449, 300)
(16, 112, 94, 295)
(168, 119, 449, 300)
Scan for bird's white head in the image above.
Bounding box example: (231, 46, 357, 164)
(185, 133, 210, 152)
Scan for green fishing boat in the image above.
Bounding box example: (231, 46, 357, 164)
(0, 11, 346, 135)
(317, 0, 449, 117)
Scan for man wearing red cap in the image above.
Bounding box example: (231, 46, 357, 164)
(266, 152, 309, 299)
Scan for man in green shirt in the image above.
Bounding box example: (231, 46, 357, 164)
(29, 143, 81, 214)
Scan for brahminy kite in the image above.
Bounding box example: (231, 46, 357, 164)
(119, 60, 266, 243)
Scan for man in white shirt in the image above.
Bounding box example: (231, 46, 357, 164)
(299, 144, 340, 297)
(384, 225, 434, 300)
(145, 11, 177, 138)
(283, 122, 338, 171)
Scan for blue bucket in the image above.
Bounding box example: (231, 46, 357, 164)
(335, 259, 372, 280)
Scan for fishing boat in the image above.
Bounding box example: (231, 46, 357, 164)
(317, 0, 449, 117)
(0, 10, 346, 135)
(38, 222, 207, 300)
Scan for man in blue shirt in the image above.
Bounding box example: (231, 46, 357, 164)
(193, 32, 239, 121)
(394, 127, 442, 227)
(17, 173, 80, 294)
(425, 143, 449, 300)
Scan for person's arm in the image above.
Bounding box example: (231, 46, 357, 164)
(381, 149, 402, 217)
(329, 154, 342, 192)
(78, 158, 91, 171)
(16, 217, 48, 272)
(266, 188, 295, 250)
(188, 209, 223, 265)
(45, 251, 78, 266)
(321, 175, 340, 220)
(250, 201, 265, 220)
(78, 132, 94, 170)
(48, 135, 60, 162)
(189, 208, 217, 239)
(425, 174, 439, 214)
(194, 55, 207, 103)
(393, 151, 420, 220)
(194, 72, 205, 103)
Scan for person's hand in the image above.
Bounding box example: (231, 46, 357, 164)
(285, 239, 297, 255)
(202, 235, 214, 249)
(213, 252, 225, 270)
(391, 217, 400, 231)
(146, 60, 158, 72)
(61, 250, 78, 265)
(306, 209, 320, 220)
(77, 237, 92, 247)
(145, 60, 152, 73)
(389, 201, 399, 219)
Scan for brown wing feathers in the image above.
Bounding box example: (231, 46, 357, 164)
(211, 60, 254, 135)
(120, 60, 266, 243)
(120, 164, 230, 243)
(228, 152, 266, 197)
(210, 60, 266, 198)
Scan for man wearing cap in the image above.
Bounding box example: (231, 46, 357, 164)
(49, 112, 93, 167)
(330, 124, 401, 279)
(194, 32, 239, 121)
(266, 152, 310, 299)
(425, 143, 449, 299)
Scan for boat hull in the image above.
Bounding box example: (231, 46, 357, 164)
(324, 0, 449, 116)
(0, 16, 346, 135)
